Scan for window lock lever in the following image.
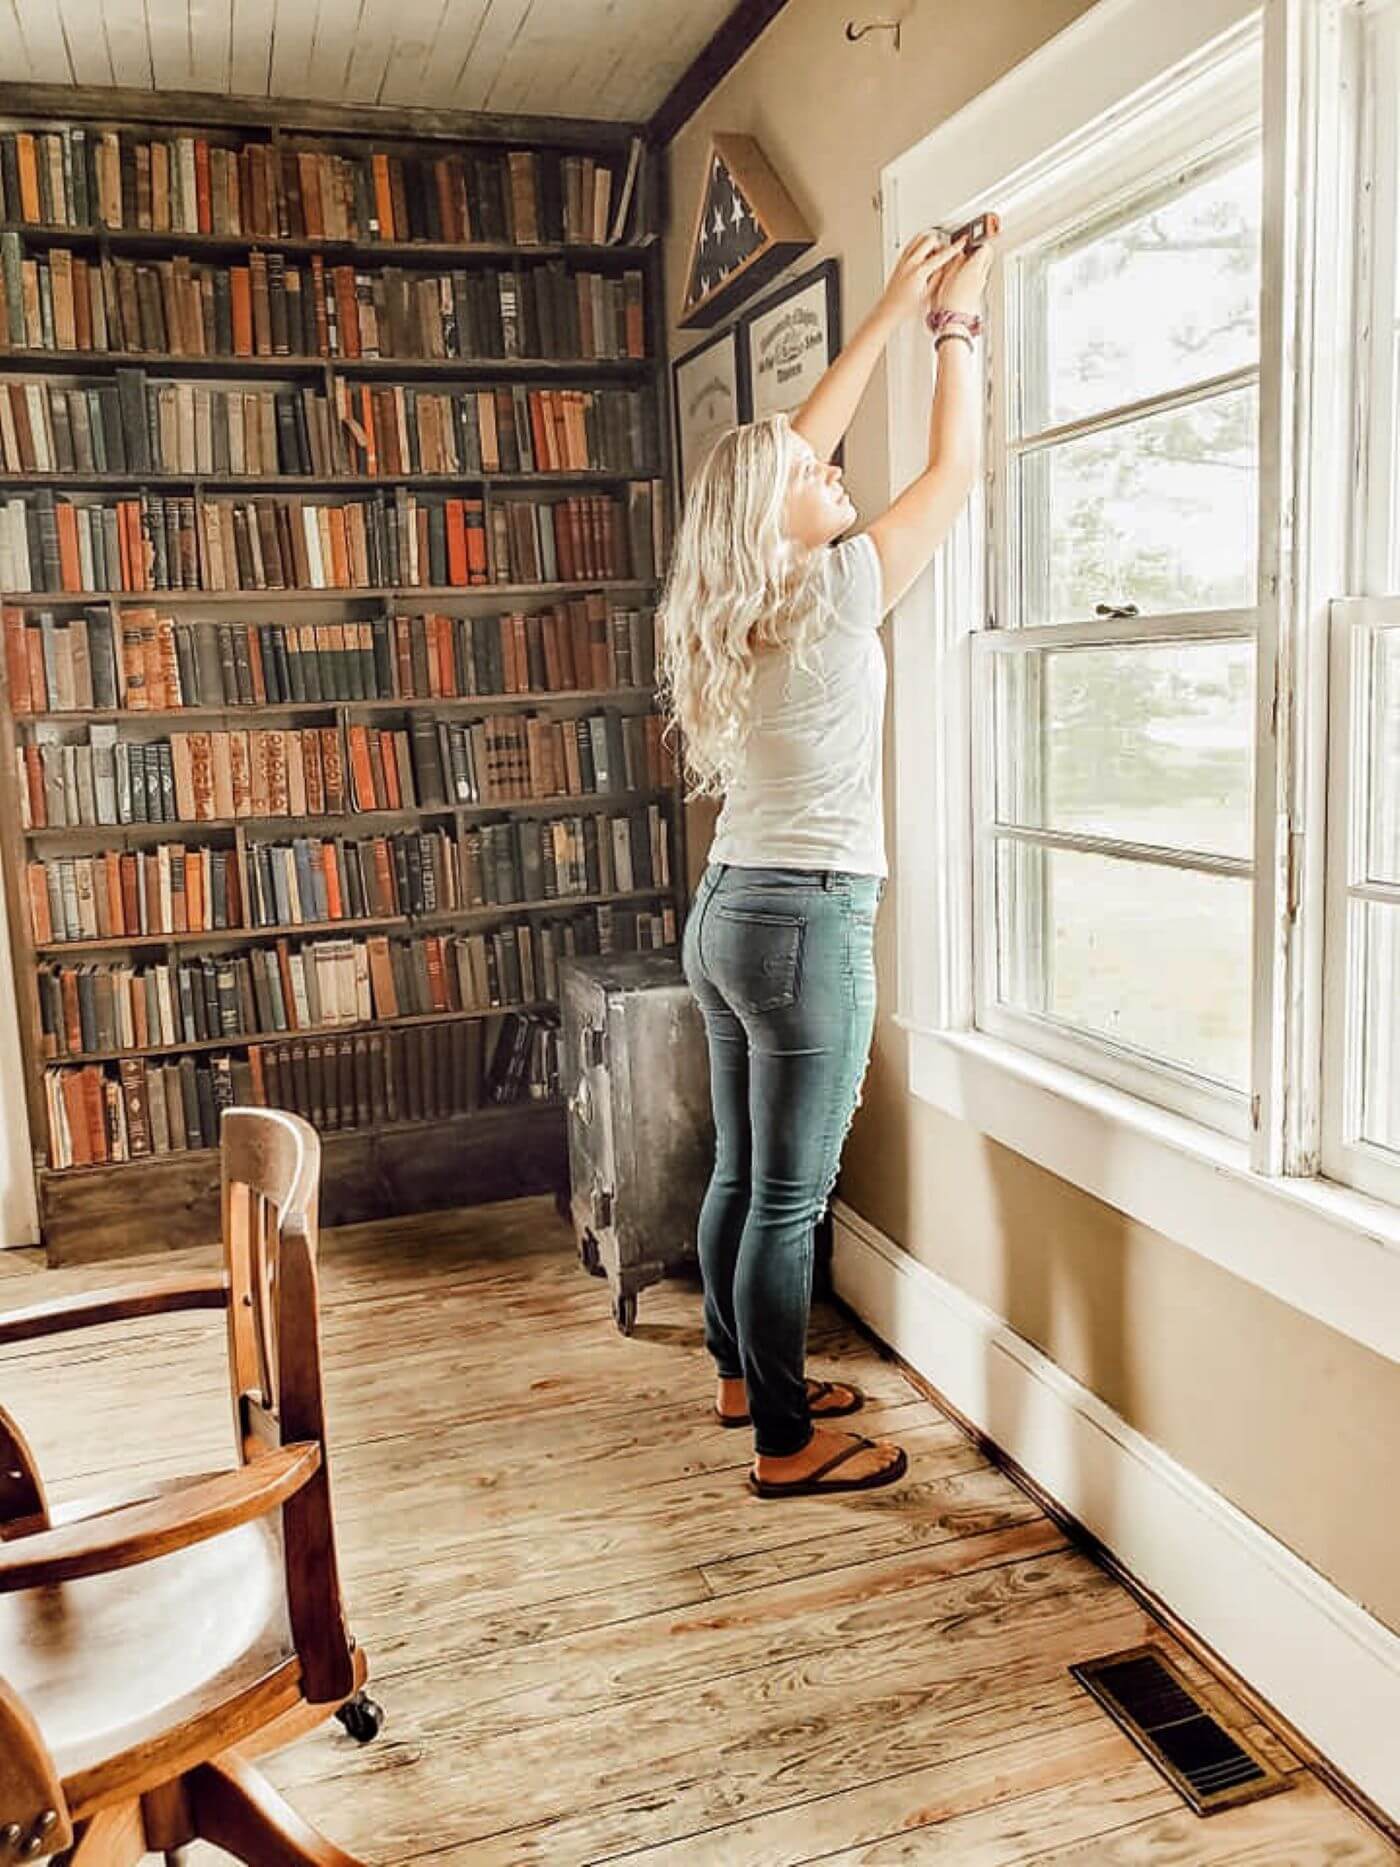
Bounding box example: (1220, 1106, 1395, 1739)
(1095, 602, 1141, 620)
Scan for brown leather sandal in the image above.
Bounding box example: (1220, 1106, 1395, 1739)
(714, 1376, 864, 1429)
(747, 1433, 908, 1499)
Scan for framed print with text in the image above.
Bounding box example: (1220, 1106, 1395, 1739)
(740, 258, 842, 460)
(672, 324, 747, 498)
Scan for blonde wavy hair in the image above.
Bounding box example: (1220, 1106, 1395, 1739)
(658, 412, 832, 796)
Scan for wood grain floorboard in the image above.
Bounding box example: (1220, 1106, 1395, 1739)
(0, 1197, 1386, 1866)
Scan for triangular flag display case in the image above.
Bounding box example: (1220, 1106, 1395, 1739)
(680, 134, 813, 329)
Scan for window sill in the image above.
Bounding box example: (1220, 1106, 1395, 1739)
(901, 1020, 1400, 1366)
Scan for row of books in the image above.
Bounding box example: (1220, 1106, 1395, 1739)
(0, 128, 644, 248)
(0, 484, 661, 593)
(27, 804, 672, 945)
(36, 903, 677, 1058)
(3, 601, 657, 712)
(42, 1008, 559, 1169)
(333, 382, 654, 479)
(0, 374, 654, 480)
(28, 843, 244, 944)
(19, 707, 666, 828)
(0, 240, 646, 364)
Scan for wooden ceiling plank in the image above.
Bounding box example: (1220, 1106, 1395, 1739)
(427, 0, 490, 111)
(340, 0, 399, 105)
(12, 0, 75, 84)
(102, 0, 154, 88)
(144, 0, 192, 89)
(0, 1, 31, 87)
(188, 0, 233, 92)
(449, 0, 531, 111)
(267, 0, 318, 101)
(228, 0, 275, 97)
(377, 0, 454, 107)
(412, 0, 487, 109)
(57, 0, 116, 85)
(487, 0, 587, 117)
(304, 0, 355, 100)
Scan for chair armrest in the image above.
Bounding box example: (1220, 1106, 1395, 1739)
(0, 1441, 321, 1591)
(0, 1273, 228, 1348)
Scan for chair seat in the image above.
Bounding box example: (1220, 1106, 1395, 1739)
(0, 1480, 293, 1786)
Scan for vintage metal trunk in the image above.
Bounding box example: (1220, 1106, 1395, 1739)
(560, 952, 713, 1333)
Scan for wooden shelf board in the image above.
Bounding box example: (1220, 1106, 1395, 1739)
(1, 221, 653, 266)
(23, 785, 676, 840)
(1, 580, 658, 606)
(17, 685, 656, 724)
(0, 350, 654, 378)
(0, 470, 663, 491)
(34, 883, 676, 953)
(41, 996, 565, 1065)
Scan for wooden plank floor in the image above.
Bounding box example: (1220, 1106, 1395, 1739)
(0, 1197, 1394, 1865)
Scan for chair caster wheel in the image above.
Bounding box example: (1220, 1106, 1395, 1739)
(613, 1292, 637, 1336)
(336, 1690, 385, 1743)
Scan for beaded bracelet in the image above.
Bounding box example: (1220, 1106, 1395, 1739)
(926, 306, 983, 339)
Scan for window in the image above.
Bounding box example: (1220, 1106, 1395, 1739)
(977, 133, 1263, 1131)
(883, 0, 1400, 1228)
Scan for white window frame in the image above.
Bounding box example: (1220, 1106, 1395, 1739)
(974, 96, 1262, 1138)
(882, 0, 1400, 1365)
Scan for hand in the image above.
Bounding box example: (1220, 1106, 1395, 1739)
(879, 229, 969, 325)
(930, 238, 997, 318)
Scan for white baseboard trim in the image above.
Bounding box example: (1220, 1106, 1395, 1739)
(831, 1199, 1400, 1824)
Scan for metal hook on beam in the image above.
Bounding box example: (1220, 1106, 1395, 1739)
(845, 18, 902, 51)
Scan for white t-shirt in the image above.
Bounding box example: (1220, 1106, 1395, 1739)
(708, 530, 888, 878)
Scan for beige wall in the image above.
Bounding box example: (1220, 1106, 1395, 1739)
(664, 0, 1400, 1636)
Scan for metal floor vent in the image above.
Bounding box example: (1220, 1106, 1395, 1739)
(1070, 1645, 1293, 1816)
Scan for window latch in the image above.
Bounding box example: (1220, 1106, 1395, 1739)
(1094, 602, 1140, 620)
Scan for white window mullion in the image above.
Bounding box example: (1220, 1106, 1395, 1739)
(1251, 0, 1361, 1174)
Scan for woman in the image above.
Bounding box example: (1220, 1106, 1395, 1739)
(660, 228, 995, 1499)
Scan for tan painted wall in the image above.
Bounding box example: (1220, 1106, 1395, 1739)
(663, 0, 1400, 1635)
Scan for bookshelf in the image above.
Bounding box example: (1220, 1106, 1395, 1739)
(0, 94, 683, 1263)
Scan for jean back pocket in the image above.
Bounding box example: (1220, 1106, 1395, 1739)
(710, 907, 805, 1014)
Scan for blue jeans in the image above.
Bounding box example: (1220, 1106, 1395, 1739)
(682, 862, 881, 1456)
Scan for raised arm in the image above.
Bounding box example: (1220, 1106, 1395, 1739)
(790, 231, 967, 464)
(866, 240, 996, 610)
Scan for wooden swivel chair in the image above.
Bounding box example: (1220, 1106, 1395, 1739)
(0, 1107, 381, 1864)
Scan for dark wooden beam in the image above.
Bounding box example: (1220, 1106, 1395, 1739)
(646, 0, 794, 146)
(0, 81, 642, 150)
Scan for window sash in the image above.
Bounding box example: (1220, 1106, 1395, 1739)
(976, 62, 1265, 1130)
(1008, 137, 1263, 453)
(1323, 595, 1400, 1204)
(971, 615, 1257, 1135)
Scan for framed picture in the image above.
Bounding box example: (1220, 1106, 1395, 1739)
(671, 323, 747, 498)
(740, 258, 842, 457)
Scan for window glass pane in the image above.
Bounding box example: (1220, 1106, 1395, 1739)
(1370, 629, 1400, 884)
(1017, 386, 1258, 625)
(1360, 901, 1400, 1154)
(994, 640, 1254, 859)
(995, 842, 1252, 1087)
(1021, 150, 1261, 433)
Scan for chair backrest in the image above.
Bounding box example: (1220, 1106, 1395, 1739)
(220, 1107, 356, 1704)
